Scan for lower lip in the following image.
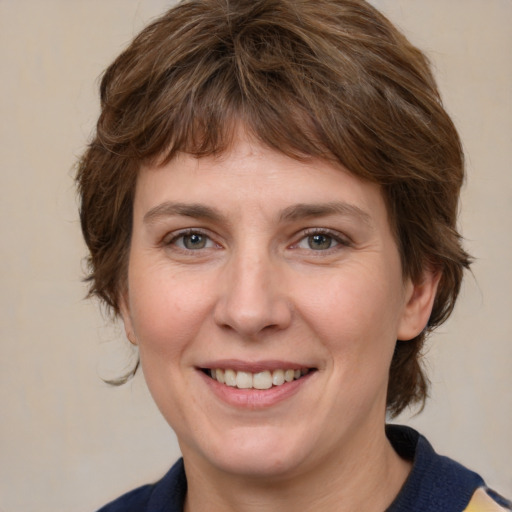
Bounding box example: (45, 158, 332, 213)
(199, 370, 315, 409)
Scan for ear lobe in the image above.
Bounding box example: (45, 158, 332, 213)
(397, 270, 441, 341)
(119, 294, 138, 345)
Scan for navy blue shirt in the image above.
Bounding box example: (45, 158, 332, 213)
(96, 425, 509, 512)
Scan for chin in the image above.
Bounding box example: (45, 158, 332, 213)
(213, 450, 306, 480)
(186, 425, 314, 480)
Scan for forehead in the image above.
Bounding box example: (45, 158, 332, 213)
(137, 139, 384, 221)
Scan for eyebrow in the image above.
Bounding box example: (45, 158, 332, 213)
(143, 202, 226, 224)
(279, 202, 373, 226)
(143, 200, 373, 226)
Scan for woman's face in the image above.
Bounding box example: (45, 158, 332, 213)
(121, 133, 434, 480)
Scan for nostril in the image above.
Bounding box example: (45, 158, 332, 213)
(213, 281, 293, 336)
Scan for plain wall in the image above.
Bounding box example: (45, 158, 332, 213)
(0, 1, 510, 510)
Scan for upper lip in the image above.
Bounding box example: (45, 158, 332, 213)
(198, 359, 316, 373)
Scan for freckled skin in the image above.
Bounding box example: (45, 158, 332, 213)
(120, 134, 438, 509)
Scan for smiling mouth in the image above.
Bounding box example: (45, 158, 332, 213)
(203, 368, 316, 390)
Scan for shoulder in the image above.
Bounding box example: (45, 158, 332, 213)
(96, 484, 154, 512)
(465, 488, 512, 512)
(95, 458, 187, 512)
(386, 425, 511, 512)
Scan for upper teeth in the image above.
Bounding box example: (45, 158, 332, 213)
(209, 368, 309, 390)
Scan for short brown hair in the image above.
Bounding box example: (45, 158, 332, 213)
(76, 0, 471, 416)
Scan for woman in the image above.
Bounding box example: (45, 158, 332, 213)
(76, 0, 511, 510)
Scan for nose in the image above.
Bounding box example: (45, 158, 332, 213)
(213, 249, 292, 338)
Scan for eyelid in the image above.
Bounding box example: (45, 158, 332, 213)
(163, 228, 220, 250)
(291, 228, 352, 250)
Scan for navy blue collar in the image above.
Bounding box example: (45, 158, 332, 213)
(147, 457, 187, 511)
(385, 425, 483, 511)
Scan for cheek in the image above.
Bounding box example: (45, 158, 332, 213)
(128, 267, 215, 364)
(128, 270, 218, 424)
(296, 263, 404, 367)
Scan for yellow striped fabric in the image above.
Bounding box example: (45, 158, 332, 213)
(464, 488, 510, 512)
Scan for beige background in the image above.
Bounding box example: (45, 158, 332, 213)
(0, 1, 510, 510)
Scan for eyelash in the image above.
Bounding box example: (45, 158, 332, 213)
(163, 229, 218, 252)
(162, 228, 352, 254)
(293, 228, 352, 252)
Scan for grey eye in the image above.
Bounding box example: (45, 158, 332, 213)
(182, 233, 208, 250)
(307, 234, 334, 250)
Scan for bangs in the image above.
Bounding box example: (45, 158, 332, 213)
(101, 37, 337, 166)
(158, 82, 334, 165)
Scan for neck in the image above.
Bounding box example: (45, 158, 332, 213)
(182, 424, 411, 512)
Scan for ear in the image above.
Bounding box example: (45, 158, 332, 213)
(118, 293, 138, 345)
(397, 269, 441, 341)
